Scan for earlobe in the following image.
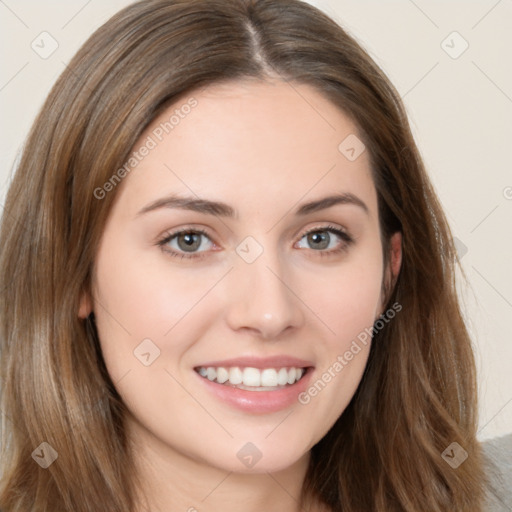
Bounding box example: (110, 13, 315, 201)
(389, 231, 402, 285)
(380, 231, 403, 315)
(78, 290, 92, 319)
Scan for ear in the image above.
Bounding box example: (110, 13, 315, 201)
(388, 231, 402, 284)
(78, 289, 93, 319)
(380, 231, 402, 313)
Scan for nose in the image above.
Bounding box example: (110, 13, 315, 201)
(224, 250, 305, 340)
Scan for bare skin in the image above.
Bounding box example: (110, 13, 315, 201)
(80, 79, 402, 512)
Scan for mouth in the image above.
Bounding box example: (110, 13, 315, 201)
(193, 356, 314, 413)
(194, 365, 310, 391)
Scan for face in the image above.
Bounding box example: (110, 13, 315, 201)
(81, 79, 401, 474)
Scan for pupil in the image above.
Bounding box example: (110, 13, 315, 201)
(178, 233, 200, 251)
(309, 231, 329, 250)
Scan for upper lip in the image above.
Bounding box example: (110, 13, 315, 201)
(195, 355, 314, 370)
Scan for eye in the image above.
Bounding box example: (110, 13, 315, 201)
(157, 228, 214, 260)
(157, 224, 354, 261)
(295, 225, 354, 255)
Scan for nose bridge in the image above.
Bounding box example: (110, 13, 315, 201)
(224, 236, 304, 338)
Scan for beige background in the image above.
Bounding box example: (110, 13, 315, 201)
(0, 0, 510, 440)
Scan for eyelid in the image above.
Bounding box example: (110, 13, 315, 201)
(157, 225, 216, 255)
(157, 222, 354, 260)
(297, 223, 352, 242)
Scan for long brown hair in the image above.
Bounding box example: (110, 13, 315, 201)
(0, 0, 486, 510)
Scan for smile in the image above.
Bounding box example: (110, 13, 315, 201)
(193, 356, 314, 413)
(195, 366, 307, 390)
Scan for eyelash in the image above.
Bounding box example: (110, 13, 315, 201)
(157, 224, 354, 261)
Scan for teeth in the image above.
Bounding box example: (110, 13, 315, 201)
(261, 369, 278, 387)
(206, 367, 216, 381)
(216, 366, 229, 384)
(196, 366, 306, 388)
(229, 367, 243, 385)
(277, 368, 289, 386)
(242, 367, 261, 386)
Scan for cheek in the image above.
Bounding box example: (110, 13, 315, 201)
(91, 237, 228, 380)
(298, 248, 384, 344)
(95, 252, 207, 332)
(293, 249, 383, 427)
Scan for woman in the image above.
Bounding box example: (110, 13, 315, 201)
(0, 0, 492, 510)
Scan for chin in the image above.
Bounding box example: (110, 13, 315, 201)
(198, 436, 313, 475)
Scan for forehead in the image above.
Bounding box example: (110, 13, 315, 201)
(113, 79, 376, 219)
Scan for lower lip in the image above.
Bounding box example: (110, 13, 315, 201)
(195, 369, 314, 413)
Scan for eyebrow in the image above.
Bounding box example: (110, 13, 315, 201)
(136, 192, 369, 218)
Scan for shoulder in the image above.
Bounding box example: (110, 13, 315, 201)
(481, 433, 512, 511)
